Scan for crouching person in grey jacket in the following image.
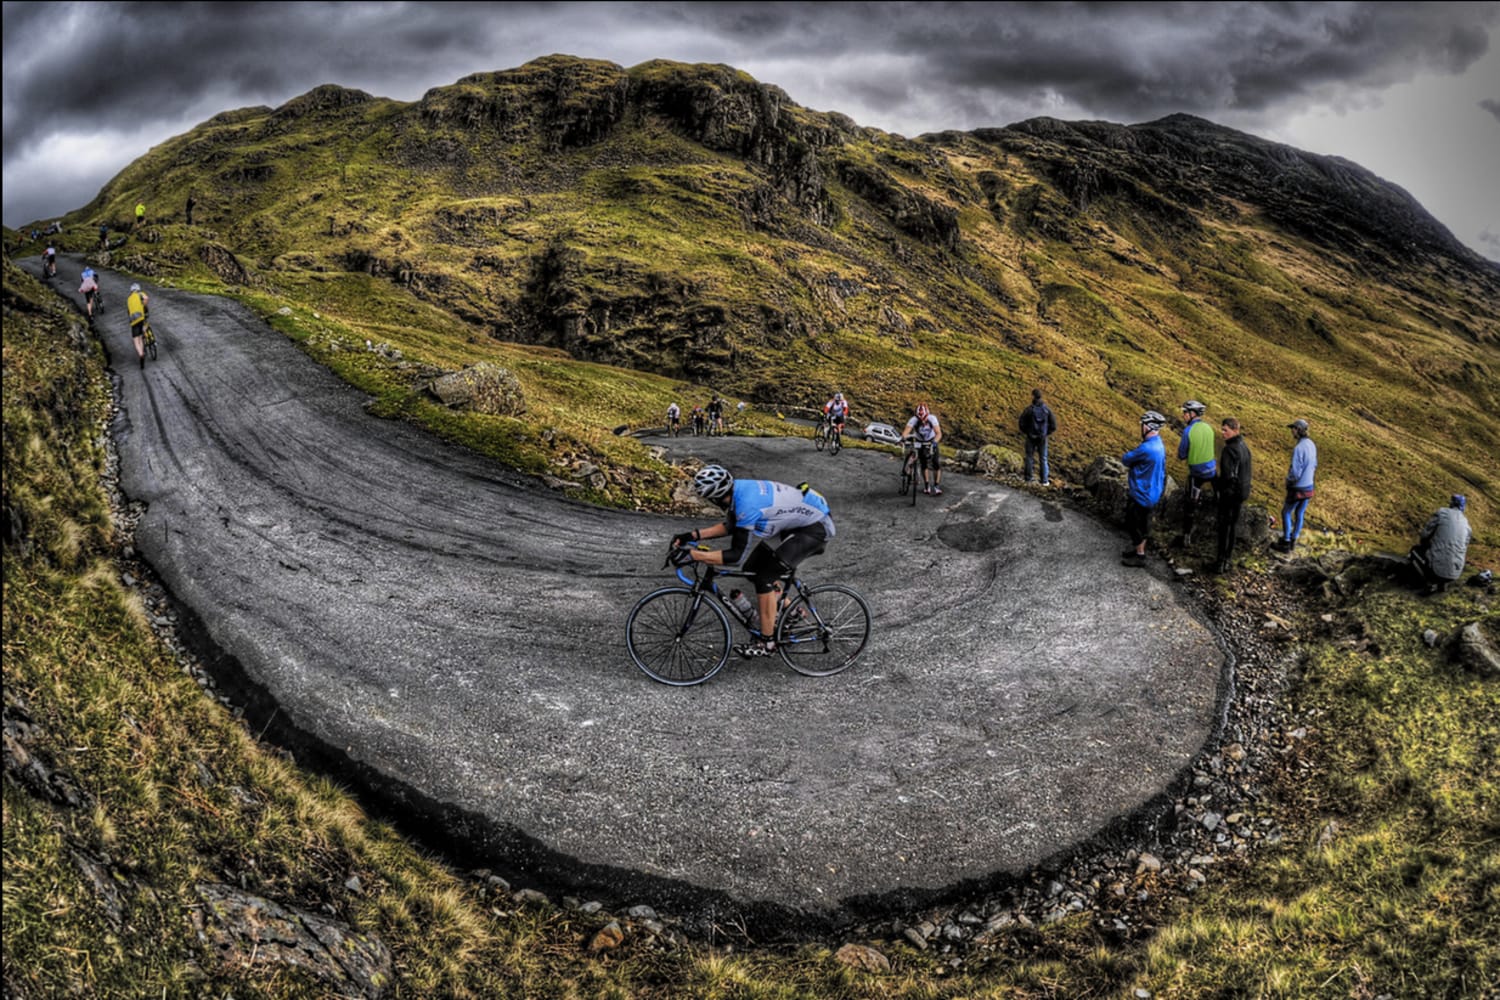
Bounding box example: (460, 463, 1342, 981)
(1410, 494, 1474, 594)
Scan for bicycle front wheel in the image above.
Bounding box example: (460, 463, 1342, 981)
(147, 333, 158, 360)
(830, 429, 842, 455)
(776, 585, 871, 677)
(626, 588, 731, 686)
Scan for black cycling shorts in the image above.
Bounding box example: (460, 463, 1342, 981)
(744, 524, 828, 593)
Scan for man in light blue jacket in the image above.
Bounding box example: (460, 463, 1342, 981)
(1275, 418, 1317, 552)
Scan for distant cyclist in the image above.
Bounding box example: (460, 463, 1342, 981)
(670, 464, 835, 658)
(900, 403, 944, 495)
(666, 401, 681, 436)
(42, 245, 57, 279)
(691, 405, 706, 436)
(823, 392, 851, 436)
(79, 268, 100, 322)
(707, 396, 725, 435)
(126, 283, 151, 369)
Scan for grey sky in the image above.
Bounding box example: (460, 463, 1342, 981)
(4, 1, 1497, 260)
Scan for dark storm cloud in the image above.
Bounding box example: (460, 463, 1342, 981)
(1482, 98, 1500, 122)
(3, 1, 1496, 250)
(669, 1, 1497, 126)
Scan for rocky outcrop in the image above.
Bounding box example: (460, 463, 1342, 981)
(428, 363, 526, 416)
(192, 883, 393, 999)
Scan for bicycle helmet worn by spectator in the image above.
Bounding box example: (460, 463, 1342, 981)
(1452, 494, 1467, 511)
(1141, 411, 1168, 431)
(1182, 400, 1206, 414)
(693, 464, 733, 501)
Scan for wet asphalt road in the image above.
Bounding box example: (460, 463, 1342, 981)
(24, 256, 1226, 923)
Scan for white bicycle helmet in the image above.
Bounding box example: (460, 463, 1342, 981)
(1182, 400, 1206, 415)
(693, 464, 734, 500)
(1141, 410, 1168, 432)
(130, 283, 141, 292)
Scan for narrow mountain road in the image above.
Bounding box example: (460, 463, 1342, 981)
(25, 256, 1227, 928)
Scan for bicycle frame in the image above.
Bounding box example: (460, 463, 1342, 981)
(674, 563, 819, 644)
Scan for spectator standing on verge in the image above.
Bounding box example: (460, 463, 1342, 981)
(1121, 411, 1168, 567)
(1177, 400, 1216, 545)
(1018, 388, 1057, 485)
(1212, 417, 1252, 573)
(135, 202, 146, 230)
(1276, 418, 1317, 552)
(1410, 495, 1474, 594)
(185, 191, 197, 226)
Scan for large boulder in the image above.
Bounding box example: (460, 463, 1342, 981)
(428, 362, 526, 416)
(976, 444, 1022, 478)
(1083, 455, 1179, 528)
(1455, 622, 1500, 678)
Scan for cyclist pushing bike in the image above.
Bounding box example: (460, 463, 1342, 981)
(822, 392, 850, 442)
(126, 283, 151, 370)
(900, 403, 944, 495)
(669, 464, 835, 658)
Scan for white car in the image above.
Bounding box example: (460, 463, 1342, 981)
(862, 422, 902, 445)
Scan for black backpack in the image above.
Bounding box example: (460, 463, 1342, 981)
(1024, 403, 1051, 437)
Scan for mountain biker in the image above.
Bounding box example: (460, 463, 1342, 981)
(1177, 400, 1217, 545)
(126, 283, 151, 369)
(666, 401, 681, 436)
(900, 404, 944, 495)
(707, 396, 726, 434)
(670, 464, 836, 658)
(822, 392, 851, 436)
(1120, 411, 1168, 567)
(79, 268, 100, 322)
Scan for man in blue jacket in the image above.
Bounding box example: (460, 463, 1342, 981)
(1121, 411, 1168, 567)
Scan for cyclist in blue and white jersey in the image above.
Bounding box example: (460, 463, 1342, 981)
(670, 464, 836, 657)
(900, 403, 944, 495)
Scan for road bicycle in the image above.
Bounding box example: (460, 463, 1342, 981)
(814, 416, 844, 455)
(626, 551, 872, 686)
(899, 440, 935, 505)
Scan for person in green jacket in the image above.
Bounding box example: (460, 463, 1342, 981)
(1177, 400, 1216, 545)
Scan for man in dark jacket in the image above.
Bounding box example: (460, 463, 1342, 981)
(1410, 495, 1474, 594)
(1212, 417, 1252, 573)
(1018, 388, 1058, 485)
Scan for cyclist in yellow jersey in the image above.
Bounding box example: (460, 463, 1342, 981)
(126, 283, 151, 369)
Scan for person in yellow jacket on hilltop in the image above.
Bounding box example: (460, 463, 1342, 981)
(126, 283, 151, 369)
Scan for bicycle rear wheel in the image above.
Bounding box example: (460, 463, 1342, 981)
(626, 587, 731, 686)
(776, 585, 871, 677)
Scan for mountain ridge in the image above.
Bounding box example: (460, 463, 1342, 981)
(29, 54, 1500, 555)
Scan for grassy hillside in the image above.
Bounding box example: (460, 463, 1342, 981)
(18, 55, 1498, 561)
(5, 256, 1497, 996)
